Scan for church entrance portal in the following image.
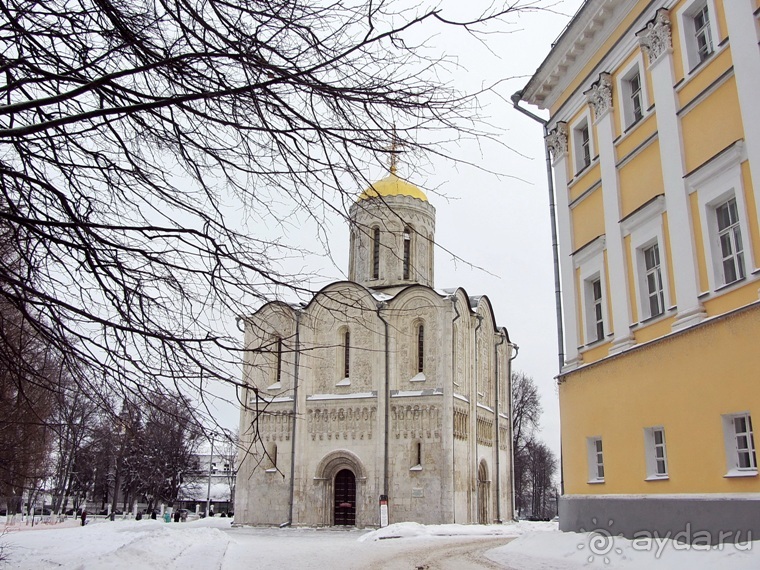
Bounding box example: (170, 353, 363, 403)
(477, 460, 490, 524)
(333, 469, 356, 526)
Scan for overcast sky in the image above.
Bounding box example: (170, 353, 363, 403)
(210, 0, 586, 463)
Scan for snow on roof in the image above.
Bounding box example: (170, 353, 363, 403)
(178, 481, 231, 501)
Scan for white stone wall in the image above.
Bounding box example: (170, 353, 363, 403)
(235, 231, 513, 527)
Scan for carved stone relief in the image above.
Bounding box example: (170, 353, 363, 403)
(637, 8, 672, 64)
(545, 122, 568, 161)
(307, 406, 376, 441)
(260, 411, 293, 442)
(391, 404, 440, 440)
(585, 72, 613, 120)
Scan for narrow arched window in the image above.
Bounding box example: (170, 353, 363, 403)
(343, 330, 350, 378)
(372, 227, 380, 279)
(275, 336, 283, 383)
(428, 233, 434, 282)
(403, 227, 411, 280)
(417, 324, 424, 373)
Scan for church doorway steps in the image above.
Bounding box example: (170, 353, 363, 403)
(333, 469, 356, 526)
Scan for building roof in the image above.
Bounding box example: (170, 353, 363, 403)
(357, 173, 428, 202)
(520, 0, 634, 110)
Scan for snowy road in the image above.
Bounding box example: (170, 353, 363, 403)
(222, 526, 515, 570)
(3, 516, 759, 569)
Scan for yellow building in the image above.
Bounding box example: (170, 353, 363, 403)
(518, 0, 760, 540)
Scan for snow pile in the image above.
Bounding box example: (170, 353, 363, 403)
(358, 520, 557, 542)
(3, 517, 232, 569)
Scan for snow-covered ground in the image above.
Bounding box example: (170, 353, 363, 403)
(1, 516, 758, 569)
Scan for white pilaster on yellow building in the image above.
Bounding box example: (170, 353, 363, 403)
(519, 0, 760, 540)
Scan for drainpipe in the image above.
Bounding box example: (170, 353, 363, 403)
(474, 314, 482, 522)
(494, 331, 507, 523)
(511, 91, 565, 496)
(507, 341, 520, 520)
(285, 308, 302, 527)
(450, 296, 461, 522)
(376, 303, 391, 502)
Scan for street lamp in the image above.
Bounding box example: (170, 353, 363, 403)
(206, 432, 216, 517)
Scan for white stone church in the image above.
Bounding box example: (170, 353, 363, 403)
(234, 168, 516, 527)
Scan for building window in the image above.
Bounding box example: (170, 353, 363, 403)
(643, 243, 664, 318)
(693, 5, 713, 63)
(723, 413, 757, 475)
(573, 119, 592, 173)
(372, 226, 380, 279)
(644, 427, 668, 479)
(574, 236, 608, 347)
(584, 277, 605, 343)
(417, 323, 424, 373)
(409, 441, 423, 471)
(619, 63, 646, 129)
(267, 443, 278, 470)
(679, 0, 718, 73)
(689, 142, 751, 293)
(343, 329, 350, 378)
(275, 336, 283, 384)
(716, 198, 745, 285)
(587, 437, 605, 482)
(403, 227, 411, 280)
(428, 233, 434, 282)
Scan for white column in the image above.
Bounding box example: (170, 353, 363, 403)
(586, 73, 634, 354)
(546, 124, 580, 370)
(639, 9, 705, 331)
(724, 0, 760, 245)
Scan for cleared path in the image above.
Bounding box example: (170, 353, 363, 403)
(221, 527, 517, 570)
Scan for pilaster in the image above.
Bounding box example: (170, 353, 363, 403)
(638, 9, 705, 331)
(724, 0, 760, 256)
(585, 73, 634, 354)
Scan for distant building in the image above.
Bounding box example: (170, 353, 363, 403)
(519, 0, 759, 540)
(178, 443, 234, 514)
(235, 167, 516, 527)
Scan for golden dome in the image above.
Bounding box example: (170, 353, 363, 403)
(357, 173, 428, 202)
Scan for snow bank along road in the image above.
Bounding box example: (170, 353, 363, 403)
(3, 516, 760, 569)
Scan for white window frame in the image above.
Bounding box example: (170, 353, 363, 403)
(687, 142, 753, 292)
(587, 436, 605, 483)
(715, 198, 746, 285)
(622, 196, 671, 323)
(616, 55, 648, 132)
(574, 237, 609, 345)
(570, 110, 594, 175)
(722, 413, 758, 477)
(677, 0, 720, 76)
(644, 426, 669, 480)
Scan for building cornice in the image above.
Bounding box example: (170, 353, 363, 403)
(521, 0, 642, 110)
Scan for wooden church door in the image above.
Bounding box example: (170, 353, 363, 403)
(333, 469, 356, 526)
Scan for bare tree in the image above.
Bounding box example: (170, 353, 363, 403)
(0, 0, 540, 435)
(511, 370, 544, 517)
(526, 439, 557, 519)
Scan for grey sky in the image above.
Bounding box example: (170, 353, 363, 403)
(210, 0, 585, 463)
